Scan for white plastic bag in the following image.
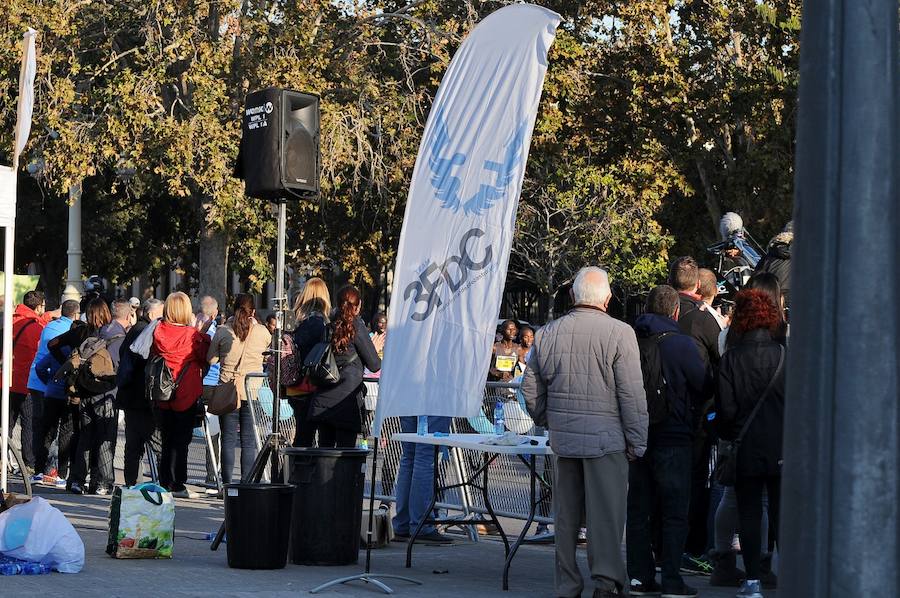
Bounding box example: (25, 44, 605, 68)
(0, 497, 85, 573)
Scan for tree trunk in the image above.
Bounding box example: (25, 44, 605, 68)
(695, 159, 722, 236)
(197, 198, 229, 310)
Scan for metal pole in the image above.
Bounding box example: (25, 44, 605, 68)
(0, 224, 13, 493)
(270, 199, 287, 477)
(781, 0, 899, 595)
(62, 183, 83, 302)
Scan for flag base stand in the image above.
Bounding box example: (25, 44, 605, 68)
(309, 438, 421, 595)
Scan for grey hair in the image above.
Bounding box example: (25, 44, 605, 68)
(199, 295, 218, 316)
(112, 299, 133, 320)
(572, 267, 611, 307)
(142, 298, 164, 314)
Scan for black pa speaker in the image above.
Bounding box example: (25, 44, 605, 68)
(234, 88, 320, 200)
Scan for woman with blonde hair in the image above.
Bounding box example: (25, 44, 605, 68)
(207, 293, 271, 484)
(152, 292, 211, 498)
(287, 278, 331, 446)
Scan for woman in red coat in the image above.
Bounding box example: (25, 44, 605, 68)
(153, 292, 211, 498)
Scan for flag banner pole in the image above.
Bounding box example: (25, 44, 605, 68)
(2, 27, 37, 492)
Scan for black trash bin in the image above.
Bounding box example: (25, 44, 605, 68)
(284, 447, 370, 566)
(223, 483, 295, 569)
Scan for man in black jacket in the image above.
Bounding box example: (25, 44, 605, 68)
(669, 256, 721, 369)
(668, 255, 720, 572)
(628, 285, 712, 597)
(116, 298, 164, 487)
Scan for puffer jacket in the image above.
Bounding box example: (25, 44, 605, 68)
(10, 304, 46, 394)
(522, 306, 648, 459)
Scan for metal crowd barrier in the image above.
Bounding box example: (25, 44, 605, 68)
(243, 374, 554, 527)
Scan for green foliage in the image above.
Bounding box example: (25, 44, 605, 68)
(0, 0, 801, 314)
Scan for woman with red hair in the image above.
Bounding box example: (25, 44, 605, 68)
(715, 289, 786, 598)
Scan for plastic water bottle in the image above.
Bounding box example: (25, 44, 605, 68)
(19, 562, 50, 575)
(356, 435, 369, 450)
(494, 400, 505, 436)
(417, 415, 428, 435)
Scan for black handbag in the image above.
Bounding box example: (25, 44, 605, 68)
(302, 325, 356, 386)
(713, 346, 785, 486)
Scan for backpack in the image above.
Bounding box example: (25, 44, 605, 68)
(637, 331, 674, 425)
(55, 335, 123, 398)
(144, 353, 189, 403)
(266, 332, 305, 389)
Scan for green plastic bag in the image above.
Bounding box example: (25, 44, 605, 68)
(106, 484, 175, 559)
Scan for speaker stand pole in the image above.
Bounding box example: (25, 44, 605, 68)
(310, 437, 422, 594)
(211, 198, 289, 552)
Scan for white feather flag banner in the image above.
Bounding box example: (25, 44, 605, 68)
(374, 5, 560, 434)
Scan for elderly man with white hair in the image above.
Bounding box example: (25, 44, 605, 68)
(522, 266, 648, 598)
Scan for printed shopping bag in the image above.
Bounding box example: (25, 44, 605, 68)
(106, 484, 175, 559)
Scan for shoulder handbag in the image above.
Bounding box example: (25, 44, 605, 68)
(302, 325, 357, 386)
(207, 327, 250, 416)
(713, 346, 785, 486)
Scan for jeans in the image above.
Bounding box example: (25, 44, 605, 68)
(393, 416, 451, 536)
(34, 395, 79, 479)
(735, 475, 781, 580)
(9, 392, 34, 468)
(219, 401, 258, 484)
(123, 408, 162, 486)
(626, 445, 692, 592)
(714, 483, 768, 554)
(70, 395, 117, 491)
(158, 407, 197, 492)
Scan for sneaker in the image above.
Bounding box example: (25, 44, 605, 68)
(54, 477, 68, 489)
(68, 482, 85, 495)
(416, 531, 454, 545)
(205, 487, 220, 496)
(630, 579, 662, 596)
(661, 584, 699, 598)
(736, 579, 763, 598)
(93, 486, 110, 496)
(29, 473, 43, 484)
(172, 489, 201, 499)
(680, 553, 713, 576)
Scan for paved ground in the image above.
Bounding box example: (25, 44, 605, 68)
(1, 480, 777, 598)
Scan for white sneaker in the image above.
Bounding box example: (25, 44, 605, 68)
(172, 489, 200, 499)
(737, 580, 763, 598)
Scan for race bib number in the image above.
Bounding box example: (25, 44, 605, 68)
(495, 355, 516, 372)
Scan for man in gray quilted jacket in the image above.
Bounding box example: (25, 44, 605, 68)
(522, 266, 648, 598)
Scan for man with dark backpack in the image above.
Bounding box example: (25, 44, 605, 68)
(627, 285, 712, 598)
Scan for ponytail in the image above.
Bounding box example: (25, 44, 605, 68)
(332, 286, 361, 353)
(232, 293, 255, 342)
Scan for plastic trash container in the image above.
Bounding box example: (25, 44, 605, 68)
(223, 483, 294, 569)
(283, 448, 369, 566)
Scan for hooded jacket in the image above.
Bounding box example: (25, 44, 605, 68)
(755, 231, 792, 306)
(27, 315, 75, 397)
(152, 321, 210, 412)
(633, 313, 712, 447)
(10, 304, 47, 394)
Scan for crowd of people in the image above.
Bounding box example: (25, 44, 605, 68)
(521, 220, 791, 598)
(3, 216, 792, 598)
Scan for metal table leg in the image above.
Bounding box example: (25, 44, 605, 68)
(480, 450, 510, 557)
(503, 454, 538, 591)
(406, 445, 440, 568)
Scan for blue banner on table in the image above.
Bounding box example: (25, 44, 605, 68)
(374, 5, 560, 435)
